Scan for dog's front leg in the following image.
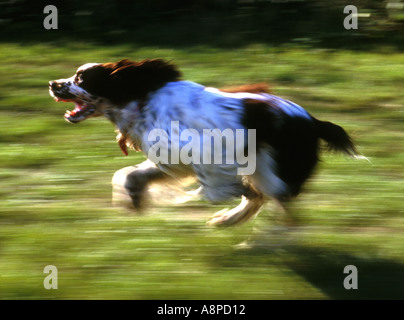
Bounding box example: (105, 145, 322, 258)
(112, 160, 170, 210)
(207, 187, 266, 227)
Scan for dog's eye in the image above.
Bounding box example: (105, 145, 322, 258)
(75, 73, 83, 84)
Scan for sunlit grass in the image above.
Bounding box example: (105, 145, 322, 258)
(0, 42, 403, 299)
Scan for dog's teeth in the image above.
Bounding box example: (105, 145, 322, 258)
(66, 110, 71, 115)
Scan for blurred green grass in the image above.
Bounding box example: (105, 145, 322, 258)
(0, 42, 403, 299)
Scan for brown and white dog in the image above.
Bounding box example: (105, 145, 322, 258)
(49, 59, 358, 227)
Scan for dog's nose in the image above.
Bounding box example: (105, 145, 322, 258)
(49, 81, 60, 90)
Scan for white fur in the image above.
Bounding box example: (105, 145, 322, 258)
(115, 81, 286, 203)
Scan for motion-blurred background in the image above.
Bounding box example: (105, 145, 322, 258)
(0, 0, 403, 299)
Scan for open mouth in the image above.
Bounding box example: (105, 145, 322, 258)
(52, 96, 96, 123)
(64, 100, 96, 123)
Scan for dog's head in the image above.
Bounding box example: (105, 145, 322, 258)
(49, 59, 181, 123)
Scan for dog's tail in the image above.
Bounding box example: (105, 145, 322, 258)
(314, 118, 358, 157)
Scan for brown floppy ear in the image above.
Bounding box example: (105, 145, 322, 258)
(107, 59, 181, 103)
(110, 59, 137, 76)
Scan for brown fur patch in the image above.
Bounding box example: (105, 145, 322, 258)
(79, 59, 181, 105)
(220, 83, 270, 94)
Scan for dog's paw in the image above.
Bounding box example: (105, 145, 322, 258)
(206, 208, 249, 227)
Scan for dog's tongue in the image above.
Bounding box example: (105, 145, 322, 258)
(65, 103, 83, 117)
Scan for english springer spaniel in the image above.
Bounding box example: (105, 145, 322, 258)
(49, 59, 358, 227)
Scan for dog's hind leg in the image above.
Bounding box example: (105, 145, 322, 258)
(112, 160, 170, 211)
(206, 187, 266, 227)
